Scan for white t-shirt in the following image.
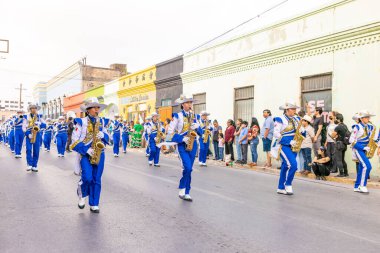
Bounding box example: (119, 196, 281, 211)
(326, 123, 337, 143)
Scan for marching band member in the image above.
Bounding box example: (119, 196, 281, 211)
(349, 110, 378, 194)
(14, 110, 25, 158)
(146, 112, 165, 167)
(71, 97, 109, 213)
(167, 95, 200, 201)
(55, 116, 68, 157)
(43, 118, 53, 152)
(9, 115, 16, 153)
(271, 100, 305, 195)
(143, 116, 152, 157)
(197, 111, 213, 167)
(111, 115, 122, 157)
(121, 120, 130, 153)
(23, 104, 45, 172)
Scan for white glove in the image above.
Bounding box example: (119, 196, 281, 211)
(183, 136, 190, 145)
(96, 132, 104, 139)
(363, 147, 370, 152)
(290, 140, 296, 147)
(28, 134, 32, 139)
(191, 123, 200, 130)
(87, 148, 94, 157)
(154, 137, 158, 142)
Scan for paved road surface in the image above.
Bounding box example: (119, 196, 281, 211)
(1, 145, 380, 253)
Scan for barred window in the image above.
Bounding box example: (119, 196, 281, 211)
(161, 98, 172, 107)
(234, 86, 254, 122)
(301, 73, 332, 113)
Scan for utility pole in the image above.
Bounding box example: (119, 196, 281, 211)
(15, 83, 27, 110)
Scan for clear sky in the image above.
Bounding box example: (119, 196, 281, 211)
(0, 0, 337, 101)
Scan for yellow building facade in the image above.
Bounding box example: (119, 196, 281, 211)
(117, 66, 156, 123)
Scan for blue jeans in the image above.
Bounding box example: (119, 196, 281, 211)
(236, 140, 242, 161)
(300, 148, 312, 171)
(218, 147, 224, 161)
(250, 137, 259, 163)
(213, 140, 219, 160)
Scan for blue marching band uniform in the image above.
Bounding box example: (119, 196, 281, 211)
(196, 111, 213, 167)
(146, 113, 165, 167)
(143, 116, 152, 157)
(14, 113, 25, 158)
(71, 97, 110, 213)
(349, 110, 379, 194)
(43, 119, 54, 152)
(121, 121, 130, 153)
(55, 116, 68, 157)
(22, 105, 45, 172)
(165, 95, 200, 201)
(111, 117, 122, 157)
(271, 101, 305, 195)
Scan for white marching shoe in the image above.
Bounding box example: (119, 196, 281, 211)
(354, 188, 360, 192)
(26, 166, 32, 171)
(78, 197, 86, 209)
(184, 194, 193, 202)
(148, 161, 153, 166)
(31, 167, 38, 172)
(178, 189, 186, 199)
(277, 189, 288, 195)
(285, 185, 293, 195)
(358, 186, 369, 194)
(90, 206, 100, 213)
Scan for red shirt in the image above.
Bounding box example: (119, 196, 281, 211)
(225, 125, 236, 143)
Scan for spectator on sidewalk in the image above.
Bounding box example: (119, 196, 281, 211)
(300, 115, 315, 176)
(331, 113, 349, 177)
(234, 119, 243, 163)
(248, 117, 260, 166)
(297, 110, 306, 171)
(225, 119, 236, 161)
(311, 146, 331, 180)
(325, 111, 337, 173)
(309, 107, 324, 156)
(261, 109, 274, 168)
(237, 121, 248, 164)
(218, 133, 225, 161)
(212, 120, 223, 160)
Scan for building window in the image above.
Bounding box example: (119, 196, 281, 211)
(161, 99, 172, 107)
(193, 93, 206, 114)
(234, 86, 254, 122)
(301, 73, 332, 114)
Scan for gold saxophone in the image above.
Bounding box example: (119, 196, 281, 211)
(155, 123, 166, 145)
(29, 115, 39, 144)
(186, 111, 197, 151)
(366, 124, 377, 159)
(90, 118, 105, 165)
(291, 118, 304, 153)
(203, 120, 211, 143)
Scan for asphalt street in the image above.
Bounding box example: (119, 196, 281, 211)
(1, 144, 380, 253)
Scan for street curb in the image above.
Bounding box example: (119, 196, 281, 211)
(124, 147, 380, 189)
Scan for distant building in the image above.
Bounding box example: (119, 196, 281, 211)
(33, 58, 126, 119)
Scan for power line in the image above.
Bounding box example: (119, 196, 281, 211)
(186, 0, 289, 54)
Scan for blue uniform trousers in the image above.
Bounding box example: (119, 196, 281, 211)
(278, 145, 298, 190)
(113, 132, 120, 154)
(44, 132, 52, 151)
(79, 152, 105, 206)
(122, 133, 129, 152)
(9, 130, 15, 152)
(14, 128, 25, 155)
(26, 133, 41, 167)
(148, 141, 161, 164)
(178, 141, 198, 194)
(56, 133, 68, 155)
(354, 149, 372, 188)
(198, 139, 210, 163)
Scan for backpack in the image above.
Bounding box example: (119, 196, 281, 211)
(343, 126, 351, 146)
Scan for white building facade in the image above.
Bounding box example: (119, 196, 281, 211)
(181, 0, 380, 174)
